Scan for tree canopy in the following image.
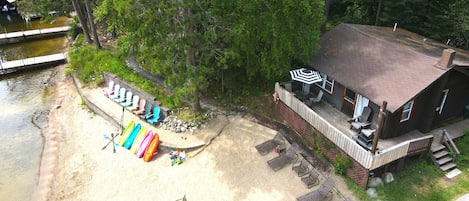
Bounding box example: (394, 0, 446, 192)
(95, 0, 324, 112)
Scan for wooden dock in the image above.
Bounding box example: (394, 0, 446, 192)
(0, 26, 71, 44)
(0, 53, 67, 75)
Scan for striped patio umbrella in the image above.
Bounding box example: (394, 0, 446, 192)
(289, 68, 322, 84)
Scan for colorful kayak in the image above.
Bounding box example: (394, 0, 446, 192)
(143, 133, 160, 162)
(118, 121, 135, 146)
(130, 129, 150, 154)
(124, 123, 142, 149)
(136, 131, 154, 158)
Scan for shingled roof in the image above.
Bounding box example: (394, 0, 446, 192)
(309, 23, 469, 112)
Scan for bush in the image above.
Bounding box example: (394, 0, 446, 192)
(333, 155, 352, 175)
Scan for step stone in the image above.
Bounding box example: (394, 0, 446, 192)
(446, 168, 462, 179)
(436, 157, 452, 166)
(440, 162, 456, 171)
(433, 150, 449, 159)
(431, 144, 446, 153)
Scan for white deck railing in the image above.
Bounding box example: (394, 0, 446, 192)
(275, 82, 433, 169)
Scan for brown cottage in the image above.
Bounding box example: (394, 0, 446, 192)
(275, 23, 469, 188)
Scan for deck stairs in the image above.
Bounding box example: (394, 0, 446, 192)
(430, 130, 461, 179)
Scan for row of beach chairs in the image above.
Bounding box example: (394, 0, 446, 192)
(103, 80, 161, 125)
(255, 131, 336, 201)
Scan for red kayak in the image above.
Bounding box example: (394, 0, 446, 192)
(143, 133, 160, 162)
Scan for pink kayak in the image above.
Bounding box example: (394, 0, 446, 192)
(136, 130, 154, 158)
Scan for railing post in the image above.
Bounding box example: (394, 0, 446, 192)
(371, 101, 387, 154)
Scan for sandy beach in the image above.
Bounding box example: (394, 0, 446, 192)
(31, 65, 356, 201)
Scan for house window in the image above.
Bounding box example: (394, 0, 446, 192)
(436, 89, 449, 115)
(315, 73, 334, 93)
(400, 100, 414, 122)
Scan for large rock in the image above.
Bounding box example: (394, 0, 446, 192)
(368, 177, 384, 188)
(383, 172, 394, 183)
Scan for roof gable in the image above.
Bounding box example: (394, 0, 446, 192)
(309, 23, 469, 112)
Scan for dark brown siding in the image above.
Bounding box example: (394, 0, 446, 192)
(276, 101, 369, 189)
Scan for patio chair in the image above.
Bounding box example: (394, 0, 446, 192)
(146, 106, 161, 125)
(114, 87, 126, 103)
(255, 130, 285, 156)
(305, 90, 324, 106)
(121, 91, 133, 106)
(133, 98, 146, 115)
(292, 158, 311, 177)
(139, 102, 153, 119)
(108, 84, 120, 99)
(267, 143, 299, 171)
(349, 107, 372, 131)
(126, 95, 140, 111)
(297, 178, 335, 201)
(103, 80, 114, 97)
(301, 170, 320, 188)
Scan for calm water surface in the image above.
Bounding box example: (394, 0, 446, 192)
(0, 13, 68, 201)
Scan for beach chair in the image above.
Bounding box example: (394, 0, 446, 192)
(108, 84, 120, 99)
(301, 170, 320, 188)
(147, 106, 161, 125)
(114, 87, 126, 103)
(349, 107, 372, 131)
(267, 143, 299, 171)
(255, 130, 285, 155)
(121, 91, 133, 106)
(133, 98, 146, 115)
(103, 80, 114, 97)
(297, 178, 335, 201)
(305, 90, 324, 106)
(140, 102, 152, 119)
(292, 158, 311, 177)
(126, 95, 140, 111)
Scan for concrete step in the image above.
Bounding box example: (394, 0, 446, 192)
(446, 168, 462, 179)
(431, 144, 446, 153)
(433, 150, 449, 159)
(436, 157, 452, 166)
(440, 162, 456, 171)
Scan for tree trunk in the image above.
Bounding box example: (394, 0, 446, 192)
(71, 0, 92, 43)
(321, 0, 333, 33)
(84, 0, 101, 49)
(375, 0, 382, 25)
(185, 7, 202, 113)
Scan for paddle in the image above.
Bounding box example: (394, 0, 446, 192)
(102, 133, 118, 153)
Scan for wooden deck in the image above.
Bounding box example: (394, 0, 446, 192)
(0, 53, 67, 75)
(275, 82, 468, 170)
(0, 26, 71, 40)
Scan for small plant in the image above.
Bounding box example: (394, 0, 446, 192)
(333, 155, 352, 175)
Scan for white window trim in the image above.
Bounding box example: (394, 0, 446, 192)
(400, 100, 414, 122)
(315, 73, 334, 94)
(436, 89, 449, 115)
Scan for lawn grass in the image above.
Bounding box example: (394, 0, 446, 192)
(345, 131, 469, 201)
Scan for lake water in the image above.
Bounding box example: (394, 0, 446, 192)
(0, 13, 68, 201)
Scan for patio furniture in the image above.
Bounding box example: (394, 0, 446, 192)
(349, 107, 372, 131)
(267, 143, 299, 171)
(292, 158, 311, 177)
(255, 131, 285, 155)
(305, 90, 324, 106)
(285, 83, 293, 92)
(297, 178, 335, 201)
(301, 170, 320, 188)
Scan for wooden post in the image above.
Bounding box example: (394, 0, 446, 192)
(371, 101, 387, 154)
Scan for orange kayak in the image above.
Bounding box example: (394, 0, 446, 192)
(143, 133, 160, 162)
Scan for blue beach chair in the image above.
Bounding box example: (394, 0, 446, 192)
(147, 106, 161, 125)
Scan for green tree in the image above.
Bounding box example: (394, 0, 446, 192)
(95, 0, 324, 112)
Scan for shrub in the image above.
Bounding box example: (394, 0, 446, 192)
(333, 155, 352, 175)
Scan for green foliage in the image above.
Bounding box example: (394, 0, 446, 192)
(333, 155, 352, 175)
(455, 133, 469, 168)
(68, 17, 81, 39)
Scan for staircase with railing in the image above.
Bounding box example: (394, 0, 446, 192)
(430, 129, 461, 178)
